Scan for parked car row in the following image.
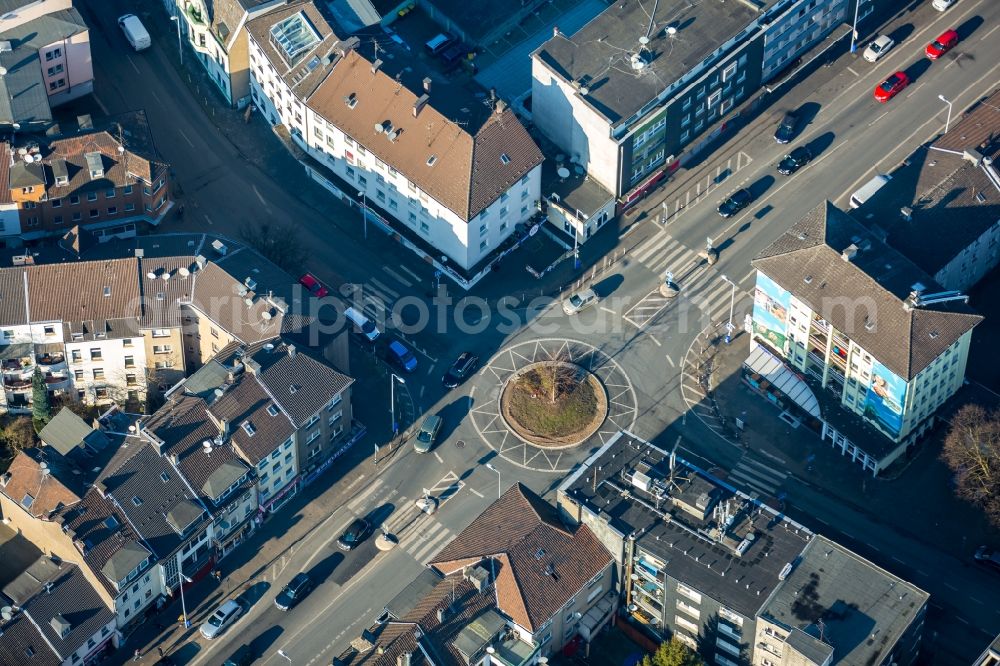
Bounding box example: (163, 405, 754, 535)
(865, 25, 961, 103)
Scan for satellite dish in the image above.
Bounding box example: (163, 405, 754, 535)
(146, 272, 157, 280)
(0, 67, 6, 76)
(202, 440, 213, 453)
(639, 36, 649, 45)
(666, 26, 677, 35)
(557, 167, 570, 178)
(17, 147, 26, 155)
(128, 424, 137, 432)
(39, 461, 48, 472)
(579, 87, 589, 95)
(1, 606, 12, 622)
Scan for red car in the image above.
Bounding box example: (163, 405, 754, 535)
(298, 273, 329, 297)
(874, 71, 909, 103)
(925, 29, 959, 59)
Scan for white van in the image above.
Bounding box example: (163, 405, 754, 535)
(118, 14, 151, 51)
(849, 174, 891, 209)
(345, 306, 380, 341)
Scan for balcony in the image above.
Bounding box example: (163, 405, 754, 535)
(491, 635, 539, 666)
(3, 376, 32, 391)
(36, 353, 66, 368)
(44, 373, 71, 388)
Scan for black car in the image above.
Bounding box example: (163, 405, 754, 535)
(337, 518, 371, 551)
(443, 352, 480, 388)
(274, 572, 314, 611)
(777, 146, 813, 175)
(774, 111, 798, 144)
(717, 189, 753, 218)
(974, 546, 1000, 573)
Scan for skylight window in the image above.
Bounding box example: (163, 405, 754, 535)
(242, 421, 257, 436)
(500, 153, 511, 165)
(267, 404, 279, 417)
(160, 472, 170, 483)
(426, 155, 437, 166)
(269, 12, 320, 65)
(132, 496, 143, 506)
(105, 515, 119, 529)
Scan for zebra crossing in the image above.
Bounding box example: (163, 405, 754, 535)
(622, 232, 753, 330)
(342, 471, 463, 563)
(728, 455, 788, 499)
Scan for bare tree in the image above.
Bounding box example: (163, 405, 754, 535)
(239, 221, 308, 272)
(941, 404, 1000, 527)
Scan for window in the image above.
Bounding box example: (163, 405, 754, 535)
(328, 394, 342, 410)
(500, 153, 511, 164)
(152, 345, 173, 354)
(90, 348, 102, 360)
(267, 404, 280, 416)
(674, 615, 698, 633)
(328, 411, 342, 426)
(124, 184, 133, 194)
(87, 192, 98, 202)
(71, 349, 82, 362)
(45, 325, 56, 336)
(92, 368, 104, 380)
(722, 61, 738, 81)
(51, 198, 61, 208)
(419, 221, 429, 233)
(676, 583, 702, 604)
(125, 203, 135, 212)
(242, 422, 257, 436)
(45, 48, 62, 61)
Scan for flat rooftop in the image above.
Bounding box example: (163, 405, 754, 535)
(760, 535, 928, 666)
(534, 0, 770, 124)
(561, 432, 812, 618)
(542, 156, 615, 217)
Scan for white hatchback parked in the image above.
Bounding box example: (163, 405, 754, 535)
(863, 35, 895, 62)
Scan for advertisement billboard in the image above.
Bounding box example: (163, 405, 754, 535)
(752, 272, 792, 353)
(863, 360, 907, 438)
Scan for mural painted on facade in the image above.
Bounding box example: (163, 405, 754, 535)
(752, 272, 791, 353)
(864, 360, 907, 437)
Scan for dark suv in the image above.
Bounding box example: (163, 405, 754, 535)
(275, 572, 314, 611)
(774, 111, 798, 144)
(974, 546, 1000, 573)
(717, 189, 753, 218)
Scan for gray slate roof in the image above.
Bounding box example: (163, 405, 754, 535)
(201, 460, 248, 500)
(100, 540, 150, 583)
(21, 563, 114, 661)
(249, 341, 353, 427)
(0, 612, 59, 666)
(752, 201, 982, 380)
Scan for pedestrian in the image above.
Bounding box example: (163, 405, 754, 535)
(133, 648, 141, 661)
(158, 647, 164, 658)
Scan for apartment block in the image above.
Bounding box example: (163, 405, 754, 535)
(165, 0, 285, 107)
(244, 1, 544, 279)
(2, 112, 171, 243)
(0, 558, 117, 665)
(340, 484, 616, 666)
(748, 202, 982, 474)
(0, 0, 94, 132)
(557, 431, 928, 666)
(531, 0, 877, 203)
(853, 87, 1000, 293)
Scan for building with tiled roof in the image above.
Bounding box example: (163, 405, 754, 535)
(557, 431, 929, 665)
(245, 1, 543, 279)
(3, 111, 172, 242)
(0, 447, 83, 519)
(852, 87, 1000, 293)
(748, 202, 982, 474)
(3, 560, 118, 665)
(429, 483, 616, 656)
(0, 611, 61, 666)
(0, 0, 94, 132)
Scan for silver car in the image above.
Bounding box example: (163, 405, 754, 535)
(200, 599, 243, 639)
(562, 288, 597, 315)
(863, 35, 894, 62)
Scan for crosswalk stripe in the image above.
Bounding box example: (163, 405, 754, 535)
(399, 265, 422, 282)
(385, 500, 421, 532)
(383, 267, 413, 287)
(729, 470, 776, 495)
(635, 234, 673, 262)
(732, 463, 783, 488)
(370, 278, 400, 300)
(652, 245, 696, 273)
(346, 479, 384, 511)
(739, 457, 789, 479)
(408, 524, 452, 562)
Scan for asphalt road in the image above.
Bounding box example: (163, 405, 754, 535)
(76, 0, 1000, 664)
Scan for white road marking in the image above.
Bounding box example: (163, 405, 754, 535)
(399, 265, 422, 282)
(944, 582, 959, 591)
(370, 278, 400, 300)
(846, 66, 859, 77)
(970, 596, 985, 605)
(664, 354, 675, 368)
(419, 386, 426, 398)
(599, 306, 617, 315)
(647, 334, 662, 347)
(383, 267, 413, 287)
(433, 451, 443, 463)
(177, 128, 196, 148)
(469, 487, 485, 498)
(203, 214, 213, 226)
(739, 268, 756, 285)
(346, 474, 366, 490)
(127, 55, 141, 74)
(979, 24, 1000, 41)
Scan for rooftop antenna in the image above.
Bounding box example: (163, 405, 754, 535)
(644, 0, 661, 41)
(372, 37, 380, 63)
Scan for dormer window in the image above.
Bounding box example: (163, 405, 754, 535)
(345, 92, 357, 108)
(85, 151, 104, 180)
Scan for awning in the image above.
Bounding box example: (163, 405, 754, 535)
(0, 343, 32, 360)
(744, 342, 821, 419)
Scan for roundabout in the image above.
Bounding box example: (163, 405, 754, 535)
(469, 338, 638, 472)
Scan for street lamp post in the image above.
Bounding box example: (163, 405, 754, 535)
(390, 374, 405, 438)
(485, 462, 501, 499)
(938, 94, 954, 134)
(169, 15, 183, 65)
(357, 191, 368, 240)
(721, 275, 737, 344)
(277, 649, 292, 664)
(177, 562, 193, 628)
(849, 0, 862, 54)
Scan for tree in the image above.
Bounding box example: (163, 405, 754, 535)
(1, 416, 37, 458)
(31, 368, 51, 429)
(640, 638, 704, 666)
(239, 220, 308, 273)
(941, 404, 1000, 527)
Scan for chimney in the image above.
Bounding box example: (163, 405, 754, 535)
(413, 93, 430, 117)
(220, 418, 229, 440)
(841, 244, 858, 262)
(900, 206, 913, 221)
(397, 653, 412, 666)
(95, 480, 108, 498)
(286, 344, 296, 358)
(423, 77, 431, 93)
(371, 58, 383, 74)
(553, 26, 560, 37)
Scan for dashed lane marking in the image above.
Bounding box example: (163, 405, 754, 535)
(383, 267, 413, 287)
